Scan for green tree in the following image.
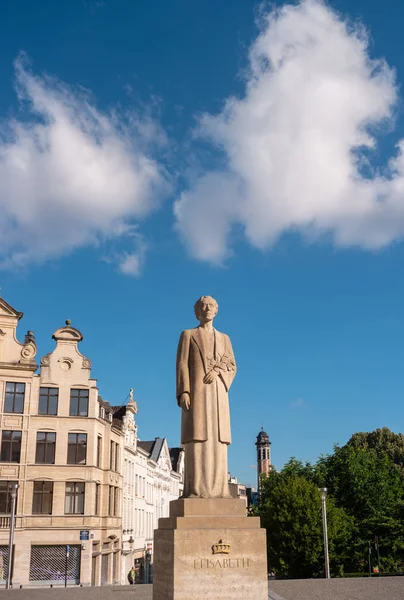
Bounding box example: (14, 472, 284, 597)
(258, 470, 353, 578)
(257, 430, 404, 576)
(322, 442, 404, 572)
(347, 428, 404, 469)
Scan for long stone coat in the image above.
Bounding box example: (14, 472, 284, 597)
(176, 327, 236, 445)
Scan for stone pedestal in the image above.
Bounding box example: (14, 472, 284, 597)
(153, 498, 268, 600)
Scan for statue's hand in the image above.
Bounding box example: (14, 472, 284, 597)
(180, 393, 191, 410)
(203, 369, 218, 384)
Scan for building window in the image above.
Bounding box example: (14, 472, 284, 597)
(69, 389, 89, 417)
(115, 445, 119, 473)
(39, 387, 59, 415)
(97, 436, 102, 468)
(35, 432, 56, 464)
(67, 433, 87, 465)
(4, 382, 25, 413)
(0, 481, 18, 513)
(32, 481, 53, 514)
(0, 431, 22, 462)
(95, 483, 100, 515)
(99, 405, 105, 419)
(114, 488, 119, 517)
(110, 441, 115, 471)
(108, 485, 115, 516)
(65, 482, 85, 514)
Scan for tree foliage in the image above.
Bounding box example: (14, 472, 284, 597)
(256, 428, 404, 577)
(259, 469, 352, 578)
(347, 427, 404, 468)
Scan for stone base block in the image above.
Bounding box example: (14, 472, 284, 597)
(169, 498, 247, 517)
(152, 499, 268, 600)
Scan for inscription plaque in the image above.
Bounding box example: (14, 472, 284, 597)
(194, 558, 251, 569)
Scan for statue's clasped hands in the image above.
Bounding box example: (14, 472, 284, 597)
(203, 368, 218, 384)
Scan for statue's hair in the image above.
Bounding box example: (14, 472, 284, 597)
(194, 296, 218, 319)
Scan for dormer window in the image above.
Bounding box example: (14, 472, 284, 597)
(69, 389, 89, 417)
(99, 406, 105, 419)
(108, 413, 113, 423)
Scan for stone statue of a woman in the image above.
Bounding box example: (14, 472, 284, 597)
(176, 296, 237, 498)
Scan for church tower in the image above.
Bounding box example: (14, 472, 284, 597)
(256, 428, 271, 487)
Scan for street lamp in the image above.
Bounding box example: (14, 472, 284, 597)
(6, 483, 19, 590)
(319, 487, 330, 579)
(144, 544, 152, 584)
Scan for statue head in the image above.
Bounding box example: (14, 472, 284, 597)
(194, 296, 219, 323)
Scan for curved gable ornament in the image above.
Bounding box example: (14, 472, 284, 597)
(20, 342, 37, 362)
(52, 327, 83, 343)
(41, 354, 50, 367)
(58, 356, 74, 372)
(82, 357, 91, 369)
(52, 321, 83, 344)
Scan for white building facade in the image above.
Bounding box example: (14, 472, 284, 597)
(120, 393, 183, 584)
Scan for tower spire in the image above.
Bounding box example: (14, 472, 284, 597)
(255, 427, 271, 491)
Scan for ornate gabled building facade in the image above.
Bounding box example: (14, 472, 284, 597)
(0, 296, 124, 587)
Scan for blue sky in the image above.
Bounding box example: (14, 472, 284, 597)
(1, 0, 404, 487)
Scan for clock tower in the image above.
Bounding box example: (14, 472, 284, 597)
(256, 427, 271, 489)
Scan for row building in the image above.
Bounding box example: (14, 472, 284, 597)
(119, 395, 183, 583)
(0, 296, 183, 587)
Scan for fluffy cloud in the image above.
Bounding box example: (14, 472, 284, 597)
(116, 232, 147, 276)
(0, 55, 168, 272)
(175, 0, 404, 263)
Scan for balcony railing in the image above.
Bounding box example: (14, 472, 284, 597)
(0, 516, 11, 529)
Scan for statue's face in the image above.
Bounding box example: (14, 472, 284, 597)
(197, 298, 218, 322)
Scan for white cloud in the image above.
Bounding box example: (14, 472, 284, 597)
(117, 233, 148, 277)
(291, 398, 305, 409)
(175, 0, 404, 263)
(101, 228, 148, 277)
(0, 55, 169, 270)
(118, 253, 143, 276)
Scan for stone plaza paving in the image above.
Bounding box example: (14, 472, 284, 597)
(269, 577, 404, 600)
(0, 577, 404, 599)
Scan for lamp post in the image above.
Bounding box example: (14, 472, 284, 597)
(144, 544, 152, 584)
(6, 483, 18, 590)
(320, 487, 330, 579)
